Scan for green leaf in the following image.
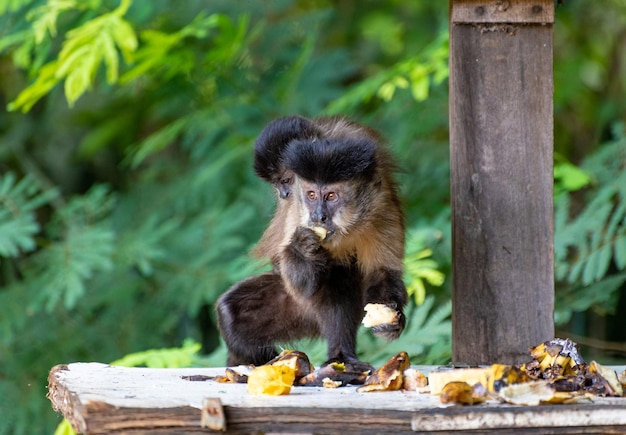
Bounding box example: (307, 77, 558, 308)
(0, 173, 57, 257)
(614, 235, 626, 270)
(9, 0, 137, 110)
(27, 0, 79, 43)
(0, 217, 39, 257)
(7, 61, 60, 112)
(110, 339, 201, 368)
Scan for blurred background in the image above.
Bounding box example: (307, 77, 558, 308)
(1, 0, 625, 432)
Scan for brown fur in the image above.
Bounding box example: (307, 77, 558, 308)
(254, 117, 404, 275)
(217, 116, 407, 370)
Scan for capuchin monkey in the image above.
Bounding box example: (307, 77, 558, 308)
(216, 116, 407, 371)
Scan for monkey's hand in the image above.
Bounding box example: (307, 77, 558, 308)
(289, 227, 331, 262)
(283, 227, 331, 298)
(363, 303, 406, 341)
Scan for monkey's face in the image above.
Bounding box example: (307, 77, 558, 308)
(297, 179, 361, 239)
(273, 169, 294, 199)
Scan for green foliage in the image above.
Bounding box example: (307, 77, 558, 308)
(0, 2, 451, 432)
(554, 154, 592, 198)
(555, 122, 626, 324)
(0, 173, 57, 257)
(1, 0, 625, 433)
(110, 338, 201, 368)
(403, 227, 445, 305)
(326, 31, 448, 114)
(8, 0, 137, 110)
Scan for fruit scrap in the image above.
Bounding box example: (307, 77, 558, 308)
(223, 367, 250, 383)
(484, 363, 530, 394)
(402, 368, 428, 391)
(585, 361, 623, 397)
(497, 381, 589, 406)
(428, 367, 491, 395)
(526, 338, 584, 379)
(297, 362, 368, 387)
(322, 378, 342, 388)
(210, 365, 255, 383)
(266, 349, 314, 380)
(439, 381, 486, 405)
(311, 226, 327, 240)
(525, 338, 623, 397)
(361, 303, 399, 328)
(357, 352, 410, 392)
(247, 365, 296, 396)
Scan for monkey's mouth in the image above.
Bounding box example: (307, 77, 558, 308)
(309, 224, 336, 240)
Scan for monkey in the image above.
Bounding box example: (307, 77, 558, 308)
(251, 116, 322, 264)
(252, 115, 322, 200)
(216, 116, 407, 371)
(251, 116, 384, 265)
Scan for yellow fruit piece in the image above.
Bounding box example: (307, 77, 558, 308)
(311, 226, 327, 240)
(246, 365, 296, 396)
(428, 367, 491, 395)
(439, 381, 476, 405)
(485, 364, 530, 393)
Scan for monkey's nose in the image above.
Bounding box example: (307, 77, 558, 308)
(311, 210, 327, 223)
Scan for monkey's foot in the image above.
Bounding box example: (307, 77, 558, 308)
(322, 357, 374, 374)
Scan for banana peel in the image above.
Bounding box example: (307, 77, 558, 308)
(298, 362, 368, 387)
(357, 352, 410, 392)
(498, 381, 591, 406)
(526, 338, 584, 379)
(266, 349, 314, 380)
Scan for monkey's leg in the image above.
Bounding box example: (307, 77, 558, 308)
(216, 272, 319, 366)
(364, 268, 408, 340)
(316, 265, 374, 373)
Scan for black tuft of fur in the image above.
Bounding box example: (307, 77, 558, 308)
(253, 116, 320, 182)
(283, 136, 378, 184)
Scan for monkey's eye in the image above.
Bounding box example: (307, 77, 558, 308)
(325, 192, 338, 201)
(280, 178, 291, 185)
(307, 191, 317, 201)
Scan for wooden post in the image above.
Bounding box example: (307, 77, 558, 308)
(449, 0, 555, 364)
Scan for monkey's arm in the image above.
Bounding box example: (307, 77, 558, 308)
(364, 268, 407, 341)
(281, 226, 332, 298)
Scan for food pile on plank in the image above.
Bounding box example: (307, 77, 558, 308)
(207, 338, 626, 405)
(432, 338, 624, 405)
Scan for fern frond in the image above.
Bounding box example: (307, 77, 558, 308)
(0, 173, 57, 257)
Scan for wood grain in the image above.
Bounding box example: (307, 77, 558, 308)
(451, 0, 554, 24)
(449, 4, 555, 364)
(47, 363, 626, 434)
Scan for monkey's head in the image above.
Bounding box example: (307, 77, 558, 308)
(253, 116, 321, 199)
(283, 136, 380, 239)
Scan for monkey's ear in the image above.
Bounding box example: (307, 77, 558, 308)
(253, 116, 320, 183)
(284, 137, 378, 184)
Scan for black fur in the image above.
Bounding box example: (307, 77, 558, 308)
(216, 116, 406, 372)
(283, 137, 378, 184)
(253, 116, 320, 183)
(216, 260, 370, 370)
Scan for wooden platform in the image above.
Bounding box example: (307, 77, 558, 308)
(47, 363, 626, 434)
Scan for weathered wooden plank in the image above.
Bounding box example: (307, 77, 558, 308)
(413, 405, 626, 433)
(48, 363, 626, 434)
(451, 0, 554, 24)
(449, 11, 555, 363)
